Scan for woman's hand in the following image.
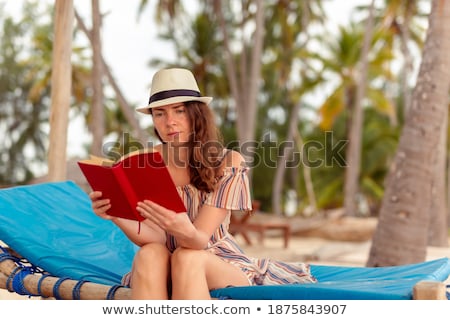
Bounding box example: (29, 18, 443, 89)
(89, 192, 167, 246)
(136, 200, 196, 240)
(89, 191, 115, 220)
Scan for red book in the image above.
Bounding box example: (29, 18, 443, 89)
(77, 150, 186, 221)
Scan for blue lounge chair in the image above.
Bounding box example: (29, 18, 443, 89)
(0, 181, 449, 300)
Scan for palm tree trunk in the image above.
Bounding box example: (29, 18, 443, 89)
(271, 0, 312, 215)
(272, 103, 300, 216)
(428, 110, 449, 246)
(343, 0, 376, 216)
(214, 0, 264, 163)
(399, 0, 414, 119)
(367, 0, 450, 266)
(447, 150, 450, 229)
(294, 131, 317, 214)
(90, 0, 105, 156)
(47, 0, 74, 181)
(272, 102, 318, 216)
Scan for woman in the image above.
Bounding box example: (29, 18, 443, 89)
(90, 68, 316, 299)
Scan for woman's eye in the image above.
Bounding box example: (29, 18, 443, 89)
(176, 109, 185, 114)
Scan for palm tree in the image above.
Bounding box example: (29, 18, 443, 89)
(73, 11, 149, 146)
(47, 0, 74, 181)
(0, 8, 47, 185)
(89, 0, 105, 156)
(344, 0, 376, 217)
(213, 0, 264, 162)
(314, 19, 397, 214)
(0, 1, 95, 185)
(367, 0, 450, 266)
(373, 0, 427, 118)
(266, 0, 326, 215)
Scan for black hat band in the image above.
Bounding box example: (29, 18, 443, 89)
(148, 89, 201, 105)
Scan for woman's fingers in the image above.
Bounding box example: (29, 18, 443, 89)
(89, 191, 113, 220)
(93, 198, 111, 210)
(136, 200, 155, 220)
(137, 201, 189, 236)
(89, 191, 102, 200)
(137, 200, 169, 226)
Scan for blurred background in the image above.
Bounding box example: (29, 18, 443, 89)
(0, 0, 448, 266)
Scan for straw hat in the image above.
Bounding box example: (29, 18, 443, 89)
(136, 68, 213, 114)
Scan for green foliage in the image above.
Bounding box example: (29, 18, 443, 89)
(0, 2, 52, 185)
(298, 116, 348, 210)
(295, 107, 399, 212)
(0, 1, 101, 185)
(359, 108, 400, 209)
(249, 134, 286, 210)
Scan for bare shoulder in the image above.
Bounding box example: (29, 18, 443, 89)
(221, 149, 247, 168)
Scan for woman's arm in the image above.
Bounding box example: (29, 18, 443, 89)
(136, 150, 248, 249)
(112, 217, 166, 247)
(136, 200, 226, 249)
(179, 204, 228, 249)
(177, 150, 246, 248)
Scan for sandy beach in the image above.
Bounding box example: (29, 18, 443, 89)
(2, 230, 449, 300)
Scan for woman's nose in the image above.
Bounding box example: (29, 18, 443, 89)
(165, 111, 176, 125)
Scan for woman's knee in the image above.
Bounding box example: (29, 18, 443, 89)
(134, 242, 170, 267)
(130, 243, 171, 298)
(171, 247, 207, 269)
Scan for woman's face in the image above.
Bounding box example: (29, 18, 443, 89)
(151, 103, 192, 145)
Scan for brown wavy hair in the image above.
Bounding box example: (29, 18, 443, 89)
(151, 101, 224, 192)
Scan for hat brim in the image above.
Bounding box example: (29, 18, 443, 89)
(136, 96, 213, 114)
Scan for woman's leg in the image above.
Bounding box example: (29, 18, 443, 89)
(170, 248, 250, 299)
(130, 242, 171, 299)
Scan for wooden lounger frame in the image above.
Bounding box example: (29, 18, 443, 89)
(1, 247, 446, 300)
(0, 248, 130, 300)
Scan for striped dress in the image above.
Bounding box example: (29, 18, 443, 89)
(167, 166, 317, 285)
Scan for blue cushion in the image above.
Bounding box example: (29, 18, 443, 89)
(0, 181, 138, 285)
(210, 258, 450, 299)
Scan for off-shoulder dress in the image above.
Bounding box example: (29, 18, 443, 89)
(164, 166, 317, 285)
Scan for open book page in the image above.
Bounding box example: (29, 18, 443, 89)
(78, 148, 158, 167)
(77, 154, 114, 167)
(118, 148, 158, 162)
